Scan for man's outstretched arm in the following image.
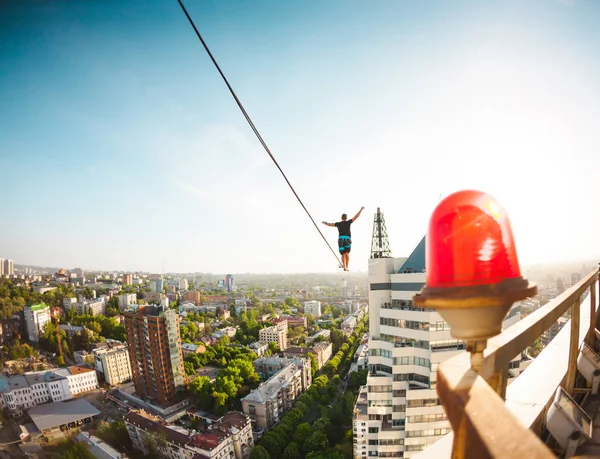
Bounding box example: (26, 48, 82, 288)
(352, 207, 365, 222)
(322, 221, 336, 227)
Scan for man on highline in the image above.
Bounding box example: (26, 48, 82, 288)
(322, 207, 364, 271)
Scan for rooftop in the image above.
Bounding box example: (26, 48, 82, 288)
(27, 303, 49, 312)
(243, 363, 302, 404)
(29, 399, 100, 431)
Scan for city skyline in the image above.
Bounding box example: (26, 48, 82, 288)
(2, 0, 600, 273)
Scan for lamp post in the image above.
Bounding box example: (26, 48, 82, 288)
(414, 190, 537, 372)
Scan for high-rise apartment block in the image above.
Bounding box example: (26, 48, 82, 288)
(123, 273, 133, 285)
(354, 236, 524, 458)
(225, 274, 234, 293)
(92, 341, 133, 386)
(179, 278, 189, 290)
(24, 303, 51, 343)
(258, 325, 287, 351)
(304, 300, 322, 317)
(0, 258, 4, 276)
(2, 259, 14, 276)
(123, 305, 185, 407)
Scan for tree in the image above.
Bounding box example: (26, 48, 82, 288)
(294, 422, 312, 444)
(60, 440, 95, 459)
(96, 420, 132, 451)
(249, 445, 271, 459)
(184, 361, 196, 376)
(189, 376, 214, 410)
(304, 431, 329, 455)
(268, 342, 280, 354)
(283, 442, 302, 459)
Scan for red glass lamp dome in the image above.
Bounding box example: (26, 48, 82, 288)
(426, 190, 521, 290)
(414, 190, 536, 343)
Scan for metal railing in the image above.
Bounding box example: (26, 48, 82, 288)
(415, 267, 600, 459)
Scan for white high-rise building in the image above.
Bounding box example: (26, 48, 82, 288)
(179, 278, 189, 290)
(0, 259, 4, 276)
(304, 300, 322, 317)
(3, 259, 13, 276)
(24, 304, 51, 343)
(354, 237, 524, 458)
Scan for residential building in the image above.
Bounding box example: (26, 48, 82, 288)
(283, 342, 333, 370)
(258, 325, 287, 351)
(3, 259, 14, 276)
(156, 277, 164, 293)
(119, 293, 137, 311)
(541, 316, 569, 347)
(286, 316, 307, 328)
(249, 341, 268, 358)
(184, 291, 202, 306)
(252, 356, 312, 389)
(181, 343, 207, 357)
(0, 258, 3, 276)
(74, 297, 106, 316)
(24, 303, 51, 343)
(213, 326, 237, 340)
(354, 237, 524, 459)
(179, 278, 188, 290)
(272, 317, 288, 333)
(219, 308, 231, 320)
(304, 300, 322, 317)
(74, 350, 94, 365)
(125, 410, 253, 459)
(63, 297, 77, 309)
(92, 341, 133, 386)
(225, 274, 234, 293)
(122, 273, 133, 285)
(341, 314, 358, 335)
(306, 329, 330, 345)
(242, 357, 312, 430)
(123, 305, 185, 407)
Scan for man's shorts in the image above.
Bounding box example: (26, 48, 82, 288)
(338, 236, 352, 254)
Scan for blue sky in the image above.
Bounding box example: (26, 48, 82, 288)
(1, 0, 599, 274)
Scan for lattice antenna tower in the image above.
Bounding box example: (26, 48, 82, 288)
(370, 207, 392, 259)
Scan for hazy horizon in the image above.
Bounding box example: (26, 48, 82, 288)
(2, 0, 600, 273)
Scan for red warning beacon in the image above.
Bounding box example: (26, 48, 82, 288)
(414, 190, 536, 347)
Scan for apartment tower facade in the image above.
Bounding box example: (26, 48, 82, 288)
(123, 305, 185, 407)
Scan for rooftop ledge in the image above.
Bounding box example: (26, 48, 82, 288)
(415, 269, 600, 459)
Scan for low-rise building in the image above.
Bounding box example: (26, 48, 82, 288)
(213, 326, 237, 340)
(258, 326, 287, 351)
(181, 343, 207, 357)
(340, 315, 358, 335)
(285, 316, 307, 328)
(125, 410, 253, 459)
(304, 300, 322, 318)
(74, 350, 94, 365)
(249, 342, 268, 358)
(53, 365, 99, 396)
(306, 329, 331, 345)
(283, 342, 333, 370)
(0, 365, 96, 417)
(73, 298, 106, 316)
(241, 357, 311, 430)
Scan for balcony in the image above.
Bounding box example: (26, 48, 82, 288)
(414, 267, 600, 458)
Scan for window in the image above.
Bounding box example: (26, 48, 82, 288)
(368, 427, 379, 434)
(392, 390, 406, 398)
